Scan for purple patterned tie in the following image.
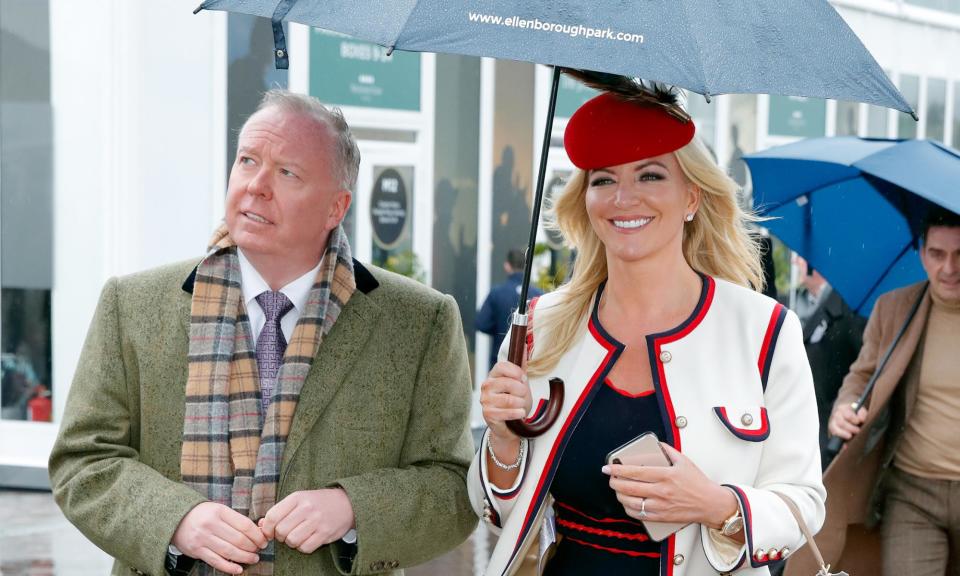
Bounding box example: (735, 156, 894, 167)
(255, 291, 294, 413)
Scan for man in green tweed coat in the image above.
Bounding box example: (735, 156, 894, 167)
(49, 90, 477, 576)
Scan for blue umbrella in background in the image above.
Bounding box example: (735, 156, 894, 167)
(193, 0, 915, 437)
(747, 137, 960, 316)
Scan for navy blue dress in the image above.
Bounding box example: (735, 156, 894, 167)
(544, 379, 666, 576)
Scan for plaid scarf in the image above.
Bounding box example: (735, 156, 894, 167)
(181, 223, 355, 575)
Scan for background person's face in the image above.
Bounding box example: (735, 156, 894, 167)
(584, 153, 698, 266)
(225, 107, 350, 268)
(921, 225, 960, 305)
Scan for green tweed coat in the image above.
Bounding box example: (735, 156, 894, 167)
(49, 258, 477, 576)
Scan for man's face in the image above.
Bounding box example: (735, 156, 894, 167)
(225, 107, 351, 269)
(921, 225, 960, 305)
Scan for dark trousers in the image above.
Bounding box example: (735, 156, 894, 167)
(882, 467, 960, 576)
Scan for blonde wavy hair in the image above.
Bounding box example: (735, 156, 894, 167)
(527, 136, 764, 377)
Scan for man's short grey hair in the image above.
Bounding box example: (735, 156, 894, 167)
(247, 89, 361, 191)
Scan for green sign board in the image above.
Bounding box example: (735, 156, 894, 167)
(768, 96, 826, 138)
(309, 29, 420, 111)
(555, 75, 598, 118)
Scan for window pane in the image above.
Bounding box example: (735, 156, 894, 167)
(489, 61, 534, 288)
(432, 55, 479, 354)
(0, 0, 54, 422)
(927, 78, 947, 143)
(866, 105, 889, 138)
(953, 81, 960, 150)
(768, 96, 826, 138)
(728, 95, 757, 208)
(904, 0, 960, 13)
(685, 91, 717, 155)
(898, 74, 920, 139)
(835, 101, 859, 136)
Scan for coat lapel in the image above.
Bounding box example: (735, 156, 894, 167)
(902, 333, 926, 421)
(180, 262, 198, 339)
(281, 289, 381, 472)
(869, 287, 930, 413)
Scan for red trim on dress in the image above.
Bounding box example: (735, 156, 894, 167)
(563, 536, 661, 558)
(605, 378, 656, 398)
(556, 518, 651, 542)
(555, 501, 646, 527)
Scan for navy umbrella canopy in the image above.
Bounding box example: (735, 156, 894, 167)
(747, 137, 960, 316)
(198, 0, 912, 113)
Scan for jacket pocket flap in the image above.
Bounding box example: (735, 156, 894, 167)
(713, 406, 770, 441)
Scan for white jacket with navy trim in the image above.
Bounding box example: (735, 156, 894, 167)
(468, 275, 826, 576)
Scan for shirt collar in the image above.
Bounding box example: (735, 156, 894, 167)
(237, 248, 321, 314)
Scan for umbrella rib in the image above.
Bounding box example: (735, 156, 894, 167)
(676, 1, 709, 91)
(855, 240, 915, 312)
(389, 0, 425, 49)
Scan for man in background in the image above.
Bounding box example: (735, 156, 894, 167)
(792, 256, 866, 469)
(787, 206, 960, 576)
(476, 248, 542, 370)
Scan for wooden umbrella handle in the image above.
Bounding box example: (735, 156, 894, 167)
(503, 318, 564, 438)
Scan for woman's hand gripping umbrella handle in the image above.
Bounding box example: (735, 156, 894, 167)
(504, 312, 564, 438)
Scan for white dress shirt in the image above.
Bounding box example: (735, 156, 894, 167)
(238, 249, 320, 347)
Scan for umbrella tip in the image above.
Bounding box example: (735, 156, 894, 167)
(703, 93, 712, 104)
(386, 46, 395, 57)
(910, 110, 919, 122)
(192, 2, 204, 14)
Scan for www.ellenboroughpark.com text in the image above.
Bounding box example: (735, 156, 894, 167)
(468, 12, 645, 44)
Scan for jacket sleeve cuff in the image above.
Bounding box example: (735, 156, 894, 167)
(699, 524, 748, 573)
(329, 539, 358, 575)
(724, 484, 806, 568)
(699, 486, 747, 572)
(466, 429, 531, 533)
(480, 429, 529, 501)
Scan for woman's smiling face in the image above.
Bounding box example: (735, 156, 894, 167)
(584, 152, 699, 265)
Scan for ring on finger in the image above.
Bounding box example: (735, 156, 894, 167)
(638, 497, 648, 519)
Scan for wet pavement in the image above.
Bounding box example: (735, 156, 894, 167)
(0, 490, 490, 576)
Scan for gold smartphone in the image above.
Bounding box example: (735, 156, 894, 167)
(605, 432, 689, 542)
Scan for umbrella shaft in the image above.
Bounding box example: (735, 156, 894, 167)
(518, 66, 562, 314)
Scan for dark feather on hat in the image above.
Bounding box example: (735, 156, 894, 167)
(562, 68, 691, 123)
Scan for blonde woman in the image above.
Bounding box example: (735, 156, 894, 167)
(469, 91, 825, 576)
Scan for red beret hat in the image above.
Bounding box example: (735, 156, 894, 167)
(564, 93, 695, 170)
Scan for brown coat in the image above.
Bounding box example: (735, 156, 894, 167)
(785, 281, 929, 576)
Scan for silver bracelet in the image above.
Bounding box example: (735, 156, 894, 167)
(487, 434, 528, 471)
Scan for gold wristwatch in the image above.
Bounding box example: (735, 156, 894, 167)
(720, 508, 744, 537)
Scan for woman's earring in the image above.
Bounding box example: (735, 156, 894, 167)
(685, 213, 695, 222)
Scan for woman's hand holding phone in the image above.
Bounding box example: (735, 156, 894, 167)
(603, 442, 740, 535)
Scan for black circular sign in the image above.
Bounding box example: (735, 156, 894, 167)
(370, 168, 408, 249)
